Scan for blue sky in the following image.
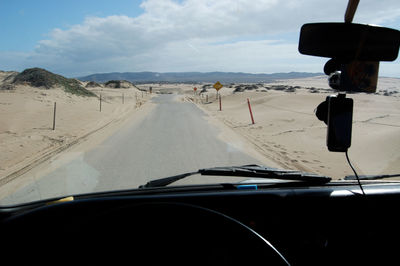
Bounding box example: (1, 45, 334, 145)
(0, 0, 399, 77)
(0, 0, 144, 51)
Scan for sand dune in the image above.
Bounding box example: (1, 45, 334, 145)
(191, 77, 400, 179)
(0, 78, 150, 184)
(1, 73, 399, 185)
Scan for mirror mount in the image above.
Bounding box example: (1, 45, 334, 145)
(299, 22, 399, 93)
(300, 21, 399, 151)
(325, 59, 380, 93)
(300, 1, 399, 153)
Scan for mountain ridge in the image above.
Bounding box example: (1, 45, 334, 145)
(78, 71, 324, 83)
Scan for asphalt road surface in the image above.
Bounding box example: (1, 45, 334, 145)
(2, 94, 261, 204)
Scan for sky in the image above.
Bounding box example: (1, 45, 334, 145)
(0, 0, 399, 77)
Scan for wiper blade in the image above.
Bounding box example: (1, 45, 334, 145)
(139, 171, 199, 189)
(344, 173, 400, 180)
(200, 164, 331, 182)
(139, 164, 331, 188)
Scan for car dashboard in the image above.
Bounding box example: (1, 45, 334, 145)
(1, 181, 400, 265)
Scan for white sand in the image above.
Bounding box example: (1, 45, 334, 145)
(191, 77, 400, 179)
(1, 75, 399, 186)
(0, 80, 151, 184)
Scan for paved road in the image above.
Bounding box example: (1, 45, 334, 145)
(2, 94, 261, 204)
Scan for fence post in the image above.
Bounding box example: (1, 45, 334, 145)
(52, 102, 56, 130)
(247, 98, 255, 124)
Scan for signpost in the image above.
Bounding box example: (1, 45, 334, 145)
(213, 81, 223, 110)
(213, 81, 223, 91)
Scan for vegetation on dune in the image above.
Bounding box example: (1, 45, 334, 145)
(85, 81, 102, 88)
(13, 68, 96, 97)
(104, 80, 135, 89)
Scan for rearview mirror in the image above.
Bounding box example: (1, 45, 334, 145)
(299, 23, 400, 62)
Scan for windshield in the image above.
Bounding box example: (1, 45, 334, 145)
(0, 0, 399, 205)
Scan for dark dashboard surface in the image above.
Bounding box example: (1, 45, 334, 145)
(1, 182, 400, 265)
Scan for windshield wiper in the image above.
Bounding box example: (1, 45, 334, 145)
(139, 164, 331, 188)
(344, 173, 400, 181)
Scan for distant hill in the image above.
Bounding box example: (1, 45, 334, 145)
(78, 71, 323, 84)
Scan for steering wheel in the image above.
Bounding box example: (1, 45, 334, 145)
(3, 201, 290, 265)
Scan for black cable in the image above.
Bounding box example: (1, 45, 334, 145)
(345, 150, 365, 196)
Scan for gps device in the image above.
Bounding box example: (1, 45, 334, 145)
(326, 94, 353, 152)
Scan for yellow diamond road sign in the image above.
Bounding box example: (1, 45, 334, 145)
(213, 81, 223, 91)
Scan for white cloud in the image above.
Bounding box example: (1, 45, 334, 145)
(147, 39, 322, 73)
(1, 0, 399, 76)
